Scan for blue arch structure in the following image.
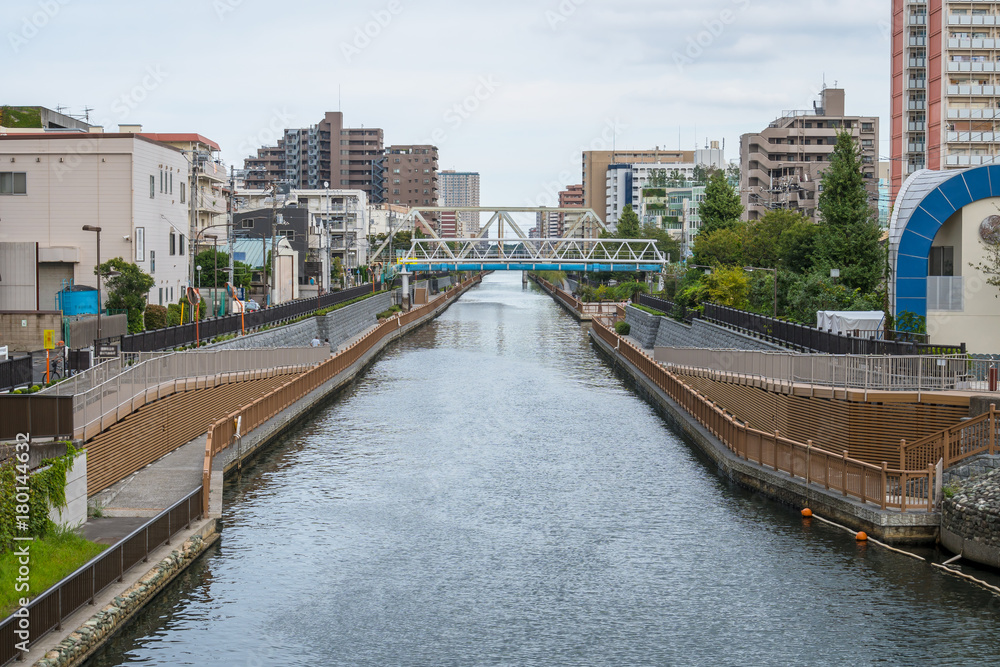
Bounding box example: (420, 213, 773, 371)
(892, 164, 999, 318)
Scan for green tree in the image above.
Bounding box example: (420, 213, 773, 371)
(615, 204, 641, 238)
(742, 210, 817, 273)
(677, 266, 750, 310)
(95, 258, 155, 333)
(647, 168, 668, 187)
(814, 131, 883, 294)
(692, 164, 718, 185)
(698, 170, 743, 236)
(640, 223, 681, 262)
(194, 249, 252, 289)
(969, 222, 1000, 297)
(666, 169, 686, 187)
(692, 226, 745, 267)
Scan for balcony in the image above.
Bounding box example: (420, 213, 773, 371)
(906, 163, 925, 174)
(927, 276, 964, 311)
(947, 131, 1000, 142)
(907, 143, 927, 153)
(948, 84, 998, 95)
(908, 14, 927, 25)
(945, 154, 1000, 166)
(949, 61, 996, 73)
(909, 35, 927, 46)
(909, 121, 926, 131)
(908, 78, 927, 89)
(947, 107, 1000, 119)
(948, 38, 998, 48)
(948, 15, 998, 26)
(908, 100, 927, 110)
(910, 57, 927, 67)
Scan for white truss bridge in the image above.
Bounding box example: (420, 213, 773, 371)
(369, 206, 668, 273)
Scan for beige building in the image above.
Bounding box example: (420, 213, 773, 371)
(0, 132, 191, 310)
(582, 149, 694, 225)
(740, 88, 879, 223)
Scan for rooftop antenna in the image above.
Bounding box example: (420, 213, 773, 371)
(338, 85, 341, 112)
(82, 106, 93, 122)
(55, 104, 66, 114)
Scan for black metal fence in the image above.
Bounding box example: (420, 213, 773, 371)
(702, 303, 966, 356)
(0, 487, 204, 666)
(101, 284, 379, 354)
(636, 294, 698, 323)
(0, 356, 31, 392)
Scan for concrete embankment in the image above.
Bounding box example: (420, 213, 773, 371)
(941, 464, 1000, 568)
(22, 277, 479, 667)
(588, 327, 940, 544)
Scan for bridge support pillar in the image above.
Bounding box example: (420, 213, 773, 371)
(401, 270, 410, 310)
(522, 271, 528, 288)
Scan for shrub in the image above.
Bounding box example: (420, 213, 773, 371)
(614, 321, 631, 336)
(144, 304, 168, 330)
(166, 303, 182, 326)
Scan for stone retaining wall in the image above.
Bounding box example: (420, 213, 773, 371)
(34, 520, 219, 667)
(625, 305, 785, 352)
(208, 291, 395, 352)
(942, 454, 1000, 487)
(941, 467, 1000, 568)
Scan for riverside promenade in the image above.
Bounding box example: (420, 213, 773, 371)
(12, 275, 481, 667)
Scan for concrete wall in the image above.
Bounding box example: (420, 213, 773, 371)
(0, 311, 62, 352)
(208, 291, 395, 352)
(47, 451, 87, 529)
(625, 305, 785, 352)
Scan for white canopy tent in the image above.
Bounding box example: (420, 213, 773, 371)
(816, 311, 886, 337)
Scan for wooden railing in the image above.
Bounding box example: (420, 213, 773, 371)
(901, 404, 997, 470)
(201, 275, 481, 514)
(591, 319, 938, 512)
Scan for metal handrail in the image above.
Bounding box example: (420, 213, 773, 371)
(592, 319, 938, 513)
(0, 487, 204, 666)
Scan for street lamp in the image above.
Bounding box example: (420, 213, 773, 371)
(196, 265, 203, 290)
(744, 266, 778, 319)
(82, 225, 103, 341)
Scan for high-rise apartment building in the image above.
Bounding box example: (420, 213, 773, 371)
(582, 149, 695, 224)
(244, 112, 385, 202)
(890, 1, 1000, 198)
(438, 170, 480, 236)
(556, 184, 584, 237)
(386, 144, 439, 231)
(740, 88, 878, 223)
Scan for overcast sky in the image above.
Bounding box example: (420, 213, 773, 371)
(6, 0, 890, 210)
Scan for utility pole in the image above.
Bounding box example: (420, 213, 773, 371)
(227, 165, 236, 289)
(269, 182, 278, 306)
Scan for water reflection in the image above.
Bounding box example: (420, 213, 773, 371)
(86, 272, 1000, 667)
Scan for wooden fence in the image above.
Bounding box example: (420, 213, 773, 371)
(901, 404, 998, 470)
(591, 319, 937, 512)
(201, 275, 481, 514)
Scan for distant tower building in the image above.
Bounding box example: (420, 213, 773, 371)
(243, 112, 386, 203)
(890, 0, 1000, 200)
(740, 88, 878, 223)
(439, 170, 480, 236)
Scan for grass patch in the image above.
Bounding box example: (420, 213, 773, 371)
(377, 305, 403, 319)
(632, 304, 667, 317)
(0, 529, 108, 618)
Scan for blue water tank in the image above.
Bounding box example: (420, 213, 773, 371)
(57, 286, 99, 316)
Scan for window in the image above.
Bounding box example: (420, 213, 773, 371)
(170, 172, 173, 194)
(862, 122, 874, 132)
(169, 232, 176, 256)
(180, 182, 186, 203)
(150, 175, 155, 198)
(278, 229, 294, 239)
(929, 246, 954, 276)
(150, 250, 156, 274)
(135, 227, 145, 261)
(179, 234, 185, 256)
(242, 219, 255, 229)
(159, 288, 163, 306)
(0, 172, 26, 194)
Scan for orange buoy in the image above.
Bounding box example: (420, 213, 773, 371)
(856, 531, 868, 542)
(801, 508, 813, 517)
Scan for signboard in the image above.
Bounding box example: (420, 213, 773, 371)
(96, 343, 119, 359)
(43, 329, 55, 350)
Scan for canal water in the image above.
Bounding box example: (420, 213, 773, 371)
(87, 272, 1000, 666)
